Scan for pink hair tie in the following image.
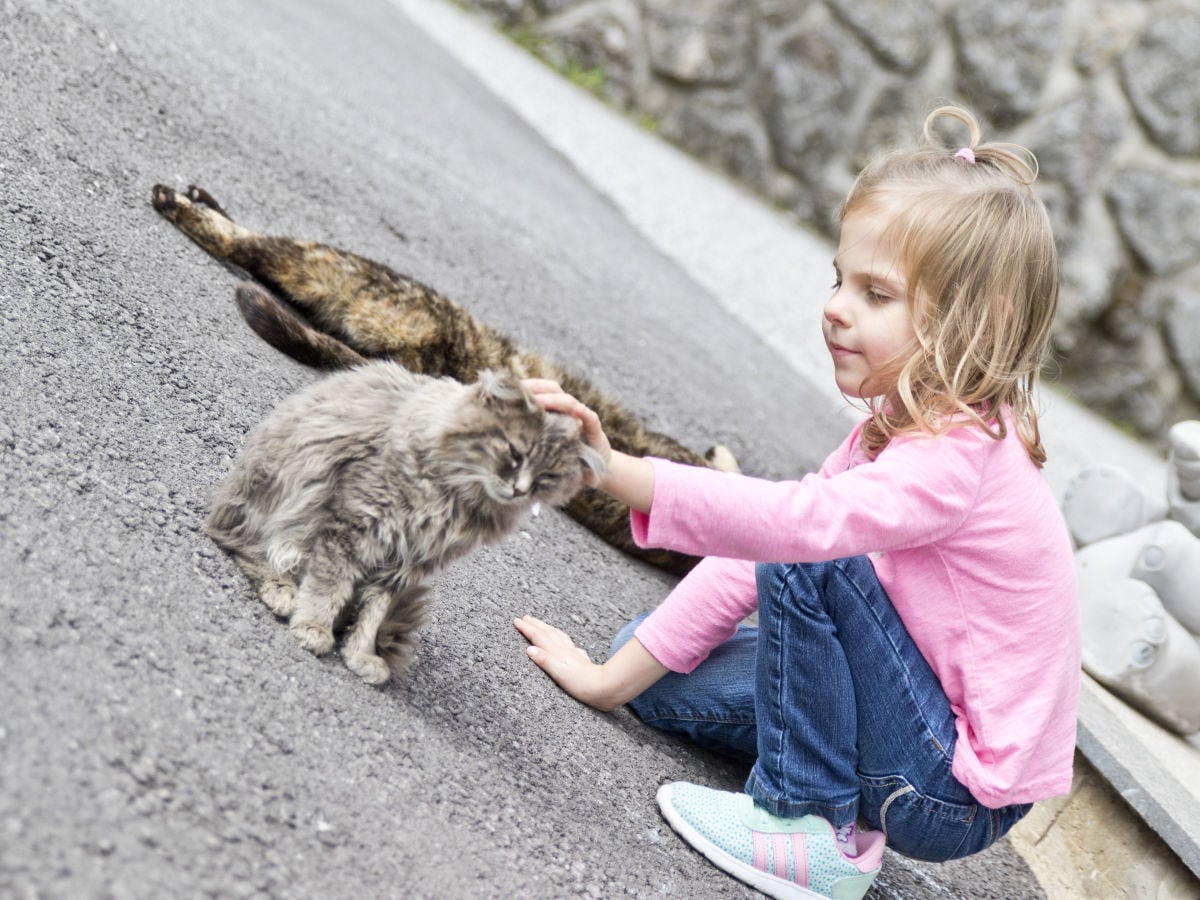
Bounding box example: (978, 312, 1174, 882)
(954, 147, 976, 164)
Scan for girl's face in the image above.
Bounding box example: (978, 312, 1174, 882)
(823, 208, 916, 399)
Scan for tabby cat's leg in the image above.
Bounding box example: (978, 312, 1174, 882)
(706, 445, 740, 473)
(205, 536, 299, 615)
(151, 185, 483, 376)
(234, 281, 368, 370)
(288, 541, 356, 657)
(151, 185, 345, 309)
(340, 584, 394, 684)
(340, 581, 429, 685)
(151, 184, 261, 260)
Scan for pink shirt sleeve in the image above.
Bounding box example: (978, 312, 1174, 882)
(632, 556, 758, 673)
(630, 428, 986, 564)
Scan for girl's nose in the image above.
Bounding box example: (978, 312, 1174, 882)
(824, 290, 850, 327)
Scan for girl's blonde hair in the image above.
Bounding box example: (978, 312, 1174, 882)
(842, 105, 1059, 467)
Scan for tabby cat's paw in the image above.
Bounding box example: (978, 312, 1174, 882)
(289, 619, 335, 656)
(343, 648, 391, 686)
(186, 185, 229, 217)
(705, 445, 741, 474)
(150, 184, 185, 220)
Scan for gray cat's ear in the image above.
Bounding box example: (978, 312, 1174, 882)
(474, 369, 536, 411)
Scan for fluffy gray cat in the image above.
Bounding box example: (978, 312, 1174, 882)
(206, 361, 604, 684)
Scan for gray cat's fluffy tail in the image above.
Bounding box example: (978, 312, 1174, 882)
(234, 281, 368, 370)
(376, 584, 432, 675)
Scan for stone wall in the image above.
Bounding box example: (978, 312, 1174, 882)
(464, 0, 1200, 442)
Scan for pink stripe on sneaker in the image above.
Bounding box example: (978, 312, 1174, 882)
(791, 833, 808, 887)
(753, 832, 768, 873)
(772, 833, 788, 879)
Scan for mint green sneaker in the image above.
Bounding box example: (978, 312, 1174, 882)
(657, 782, 884, 900)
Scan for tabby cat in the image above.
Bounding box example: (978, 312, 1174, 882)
(152, 184, 736, 574)
(206, 363, 603, 684)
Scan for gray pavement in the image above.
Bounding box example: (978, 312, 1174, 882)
(2, 0, 1046, 896)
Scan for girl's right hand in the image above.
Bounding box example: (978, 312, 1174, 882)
(523, 378, 613, 474)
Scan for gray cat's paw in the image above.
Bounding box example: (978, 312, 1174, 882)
(259, 579, 297, 617)
(289, 619, 335, 656)
(343, 648, 391, 685)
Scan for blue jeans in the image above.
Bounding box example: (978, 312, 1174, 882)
(610, 557, 1031, 862)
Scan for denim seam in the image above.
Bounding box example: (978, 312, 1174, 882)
(765, 567, 788, 785)
(834, 558, 956, 763)
(878, 784, 915, 838)
(638, 713, 756, 726)
(746, 770, 858, 822)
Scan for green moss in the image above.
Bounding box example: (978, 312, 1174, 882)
(507, 23, 545, 57)
(635, 111, 660, 134)
(562, 58, 607, 96)
(498, 23, 610, 105)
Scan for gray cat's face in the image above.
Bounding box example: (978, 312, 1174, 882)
(442, 375, 603, 508)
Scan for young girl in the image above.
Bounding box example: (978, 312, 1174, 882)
(514, 105, 1080, 900)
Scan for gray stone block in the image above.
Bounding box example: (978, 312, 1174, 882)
(1109, 167, 1200, 277)
(1120, 0, 1200, 156)
(826, 0, 940, 72)
(951, 0, 1063, 125)
(642, 0, 754, 85)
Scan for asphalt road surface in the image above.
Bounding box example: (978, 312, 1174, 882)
(1, 0, 1045, 896)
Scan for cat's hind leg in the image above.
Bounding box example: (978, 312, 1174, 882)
(151, 184, 257, 260)
(152, 185, 347, 312)
(705, 445, 741, 474)
(341, 583, 430, 684)
(234, 281, 367, 370)
(150, 184, 506, 378)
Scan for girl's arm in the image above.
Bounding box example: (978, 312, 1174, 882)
(516, 380, 664, 708)
(600, 450, 655, 513)
(632, 430, 985, 564)
(513, 615, 668, 711)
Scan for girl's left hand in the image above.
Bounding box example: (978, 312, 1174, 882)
(513, 615, 618, 711)
(514, 615, 669, 712)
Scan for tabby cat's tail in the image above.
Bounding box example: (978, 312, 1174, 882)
(233, 281, 367, 370)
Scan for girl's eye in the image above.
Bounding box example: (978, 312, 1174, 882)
(866, 288, 891, 304)
(830, 279, 842, 290)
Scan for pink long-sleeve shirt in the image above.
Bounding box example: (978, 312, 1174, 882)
(630, 416, 1080, 809)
